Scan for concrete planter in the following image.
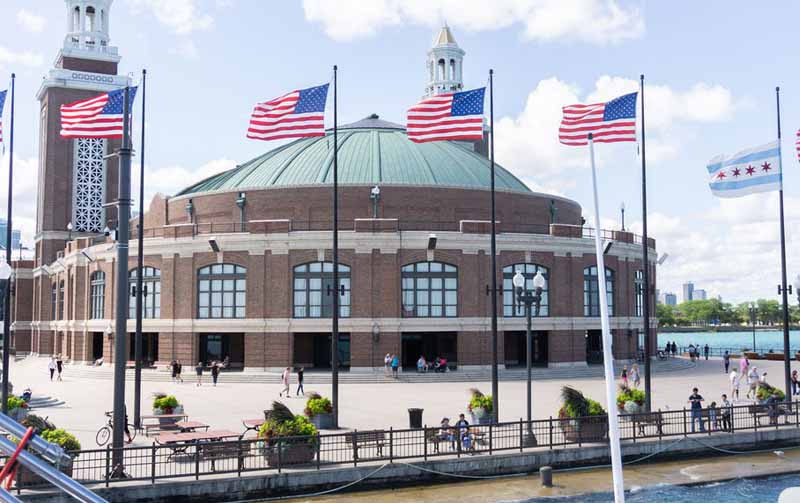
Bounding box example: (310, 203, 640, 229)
(309, 413, 334, 430)
(153, 405, 184, 426)
(265, 442, 316, 467)
(8, 407, 28, 422)
(470, 407, 493, 425)
(560, 416, 608, 443)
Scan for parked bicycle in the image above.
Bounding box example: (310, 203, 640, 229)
(96, 411, 136, 446)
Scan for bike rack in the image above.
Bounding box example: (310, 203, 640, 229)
(0, 412, 107, 502)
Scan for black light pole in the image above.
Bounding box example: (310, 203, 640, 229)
(1, 73, 15, 414)
(133, 69, 147, 430)
(775, 86, 792, 401)
(331, 65, 340, 429)
(513, 270, 545, 445)
(620, 202, 625, 231)
(111, 86, 133, 474)
(488, 69, 499, 423)
(749, 303, 757, 353)
(639, 75, 653, 412)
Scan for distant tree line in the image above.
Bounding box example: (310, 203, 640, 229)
(656, 299, 800, 327)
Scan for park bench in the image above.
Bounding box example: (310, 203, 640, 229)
(426, 428, 455, 452)
(199, 439, 252, 472)
(351, 430, 386, 458)
(142, 413, 189, 436)
(748, 402, 794, 426)
(629, 410, 664, 436)
(175, 421, 209, 433)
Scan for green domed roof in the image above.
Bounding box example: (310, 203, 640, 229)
(177, 114, 530, 196)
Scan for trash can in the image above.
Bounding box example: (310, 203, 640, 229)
(408, 408, 424, 429)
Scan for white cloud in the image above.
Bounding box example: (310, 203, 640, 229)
(16, 10, 46, 33)
(0, 155, 40, 249)
(0, 46, 44, 69)
(128, 0, 213, 35)
(168, 40, 199, 59)
(302, 0, 643, 44)
(132, 158, 237, 208)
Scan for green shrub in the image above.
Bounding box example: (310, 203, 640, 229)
(467, 388, 493, 413)
(304, 396, 333, 417)
(41, 429, 81, 453)
(152, 395, 179, 412)
(558, 386, 607, 419)
(756, 383, 785, 401)
(616, 387, 646, 407)
(7, 396, 27, 411)
(260, 401, 318, 445)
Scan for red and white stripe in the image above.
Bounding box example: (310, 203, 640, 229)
(406, 94, 484, 143)
(796, 128, 800, 163)
(60, 93, 122, 138)
(559, 102, 636, 146)
(246, 91, 324, 141)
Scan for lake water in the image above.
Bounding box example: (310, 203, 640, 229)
(657, 330, 800, 353)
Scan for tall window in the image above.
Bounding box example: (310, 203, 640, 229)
(58, 281, 65, 320)
(129, 267, 161, 319)
(503, 264, 549, 317)
(90, 271, 105, 319)
(72, 138, 106, 232)
(401, 262, 457, 317)
(584, 266, 615, 317)
(198, 264, 246, 319)
(293, 262, 351, 318)
(634, 270, 644, 317)
(51, 283, 58, 320)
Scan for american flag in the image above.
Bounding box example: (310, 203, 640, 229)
(60, 87, 138, 139)
(406, 88, 485, 143)
(247, 84, 329, 141)
(559, 92, 638, 146)
(0, 89, 6, 144)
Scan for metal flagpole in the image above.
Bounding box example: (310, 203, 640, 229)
(133, 69, 146, 430)
(111, 85, 133, 474)
(588, 132, 625, 503)
(489, 69, 499, 423)
(775, 86, 792, 401)
(1, 73, 15, 414)
(639, 75, 652, 411)
(331, 65, 339, 429)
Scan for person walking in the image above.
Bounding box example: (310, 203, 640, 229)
(279, 367, 291, 397)
(48, 356, 56, 381)
(671, 341, 677, 357)
(729, 369, 740, 400)
(688, 387, 705, 432)
(391, 354, 399, 379)
(170, 360, 178, 383)
(720, 394, 733, 432)
(739, 354, 749, 375)
(620, 365, 628, 387)
(792, 370, 799, 396)
(296, 367, 305, 396)
(746, 366, 759, 400)
(723, 351, 730, 373)
(703, 344, 710, 361)
(195, 361, 203, 386)
(211, 361, 220, 387)
(176, 360, 184, 383)
(630, 363, 641, 388)
(384, 353, 391, 376)
(56, 355, 64, 381)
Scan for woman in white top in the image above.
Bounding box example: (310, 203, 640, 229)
(746, 367, 759, 399)
(729, 369, 740, 400)
(48, 357, 56, 381)
(630, 363, 641, 388)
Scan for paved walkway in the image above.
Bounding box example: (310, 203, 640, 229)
(7, 355, 799, 450)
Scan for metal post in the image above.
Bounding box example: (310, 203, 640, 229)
(640, 75, 652, 412)
(111, 86, 133, 473)
(1, 74, 14, 414)
(775, 86, 792, 402)
(526, 300, 532, 432)
(751, 304, 757, 352)
(331, 65, 340, 429)
(489, 69, 499, 423)
(133, 69, 146, 430)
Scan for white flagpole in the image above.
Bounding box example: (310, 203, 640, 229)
(588, 132, 625, 503)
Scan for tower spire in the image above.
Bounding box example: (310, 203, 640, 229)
(62, 0, 119, 63)
(425, 24, 465, 97)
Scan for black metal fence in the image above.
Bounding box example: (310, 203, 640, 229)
(58, 401, 800, 487)
(667, 346, 800, 358)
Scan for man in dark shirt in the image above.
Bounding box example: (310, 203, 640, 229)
(688, 387, 705, 432)
(723, 351, 730, 373)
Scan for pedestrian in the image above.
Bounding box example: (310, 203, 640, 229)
(56, 354, 64, 381)
(48, 356, 56, 381)
(176, 360, 184, 383)
(688, 387, 705, 432)
(708, 401, 718, 431)
(739, 355, 749, 375)
(630, 363, 641, 388)
(704, 344, 710, 361)
(688, 344, 695, 362)
(621, 365, 628, 387)
(671, 342, 677, 357)
(723, 351, 730, 373)
(211, 361, 220, 386)
(170, 360, 178, 383)
(454, 413, 470, 449)
(792, 370, 799, 396)
(279, 367, 291, 397)
(746, 366, 758, 399)
(721, 393, 733, 432)
(296, 367, 305, 396)
(391, 354, 399, 378)
(729, 369, 740, 400)
(384, 353, 391, 376)
(195, 361, 203, 386)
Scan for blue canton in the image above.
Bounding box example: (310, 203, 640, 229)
(295, 84, 329, 114)
(451, 87, 485, 116)
(100, 87, 138, 114)
(0, 90, 6, 116)
(602, 92, 637, 121)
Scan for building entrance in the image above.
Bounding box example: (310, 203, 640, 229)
(293, 333, 350, 369)
(92, 332, 103, 361)
(401, 332, 457, 370)
(199, 334, 244, 367)
(504, 331, 548, 367)
(586, 330, 603, 364)
(128, 333, 159, 366)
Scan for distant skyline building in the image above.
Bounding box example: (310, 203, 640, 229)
(664, 293, 677, 306)
(0, 219, 21, 252)
(694, 289, 707, 301)
(682, 282, 694, 303)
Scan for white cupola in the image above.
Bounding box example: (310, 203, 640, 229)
(63, 0, 118, 60)
(425, 24, 466, 97)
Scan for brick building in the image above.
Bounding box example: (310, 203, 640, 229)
(10, 6, 657, 371)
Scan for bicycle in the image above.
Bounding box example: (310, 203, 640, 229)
(96, 411, 137, 446)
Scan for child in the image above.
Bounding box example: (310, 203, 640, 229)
(621, 365, 628, 387)
(708, 401, 718, 431)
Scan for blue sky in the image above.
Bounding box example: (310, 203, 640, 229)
(0, 0, 798, 303)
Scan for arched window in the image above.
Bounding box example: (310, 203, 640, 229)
(401, 262, 457, 317)
(90, 271, 105, 319)
(449, 59, 455, 80)
(129, 267, 161, 319)
(634, 270, 644, 317)
(438, 58, 446, 80)
(58, 281, 65, 320)
(293, 262, 351, 318)
(51, 282, 58, 320)
(584, 266, 615, 317)
(72, 6, 80, 32)
(503, 264, 549, 317)
(198, 264, 246, 319)
(85, 6, 96, 32)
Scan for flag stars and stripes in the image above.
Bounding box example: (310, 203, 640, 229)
(247, 83, 329, 142)
(60, 87, 137, 139)
(406, 87, 485, 143)
(559, 92, 638, 146)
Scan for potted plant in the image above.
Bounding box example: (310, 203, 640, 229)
(467, 388, 493, 425)
(616, 385, 646, 414)
(558, 386, 608, 442)
(756, 382, 785, 403)
(7, 396, 28, 422)
(259, 401, 318, 466)
(152, 393, 184, 426)
(15, 416, 79, 487)
(304, 393, 334, 429)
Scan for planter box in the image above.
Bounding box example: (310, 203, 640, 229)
(8, 407, 28, 422)
(766, 353, 785, 361)
(265, 442, 316, 467)
(16, 458, 72, 488)
(560, 416, 608, 443)
(743, 352, 759, 360)
(470, 407, 493, 425)
(309, 413, 334, 429)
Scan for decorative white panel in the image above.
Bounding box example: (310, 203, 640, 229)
(72, 138, 106, 233)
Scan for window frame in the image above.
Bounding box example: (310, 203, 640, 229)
(128, 267, 162, 319)
(292, 262, 351, 319)
(90, 271, 105, 319)
(583, 266, 615, 317)
(401, 261, 458, 318)
(197, 263, 247, 319)
(634, 270, 644, 317)
(503, 263, 550, 317)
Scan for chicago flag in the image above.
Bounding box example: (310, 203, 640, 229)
(706, 141, 781, 198)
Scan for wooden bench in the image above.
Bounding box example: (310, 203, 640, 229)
(199, 440, 251, 472)
(629, 411, 664, 435)
(241, 418, 265, 438)
(748, 403, 793, 426)
(175, 421, 209, 433)
(142, 414, 188, 437)
(426, 429, 455, 452)
(352, 430, 385, 458)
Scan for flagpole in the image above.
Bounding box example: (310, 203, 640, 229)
(639, 75, 652, 411)
(489, 69, 499, 423)
(133, 69, 146, 430)
(775, 86, 792, 401)
(588, 132, 625, 503)
(1, 73, 15, 414)
(331, 64, 340, 429)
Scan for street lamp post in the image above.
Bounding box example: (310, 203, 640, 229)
(620, 202, 625, 231)
(749, 303, 757, 353)
(795, 274, 800, 309)
(513, 269, 546, 446)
